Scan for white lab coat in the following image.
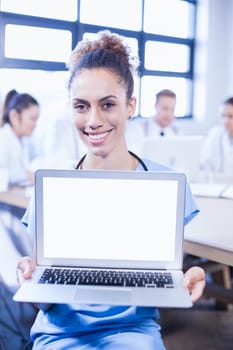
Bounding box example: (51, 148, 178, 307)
(0, 123, 31, 185)
(126, 116, 178, 155)
(141, 117, 178, 137)
(29, 118, 82, 171)
(200, 125, 233, 175)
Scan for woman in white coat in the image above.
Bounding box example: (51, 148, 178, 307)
(0, 90, 40, 347)
(0, 89, 39, 186)
(200, 96, 233, 176)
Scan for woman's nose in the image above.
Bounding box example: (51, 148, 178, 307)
(88, 108, 103, 129)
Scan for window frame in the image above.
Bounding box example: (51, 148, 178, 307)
(0, 0, 197, 118)
(0, 12, 78, 70)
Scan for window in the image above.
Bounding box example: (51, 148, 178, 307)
(80, 0, 142, 30)
(144, 0, 195, 38)
(0, 0, 197, 119)
(5, 25, 72, 62)
(1, 0, 78, 21)
(145, 41, 190, 73)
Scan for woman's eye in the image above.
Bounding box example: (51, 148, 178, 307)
(73, 104, 88, 112)
(103, 102, 115, 110)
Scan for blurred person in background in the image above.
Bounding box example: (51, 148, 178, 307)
(142, 89, 178, 137)
(0, 89, 39, 186)
(200, 96, 233, 176)
(126, 89, 178, 154)
(28, 101, 82, 172)
(129, 89, 178, 136)
(0, 89, 40, 348)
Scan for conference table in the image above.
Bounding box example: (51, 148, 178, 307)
(184, 193, 233, 306)
(184, 195, 233, 266)
(0, 186, 30, 209)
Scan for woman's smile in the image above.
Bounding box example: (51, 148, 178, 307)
(85, 129, 113, 145)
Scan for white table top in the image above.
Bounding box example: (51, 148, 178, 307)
(0, 186, 31, 209)
(184, 195, 233, 265)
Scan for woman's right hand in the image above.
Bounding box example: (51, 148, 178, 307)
(17, 256, 35, 285)
(16, 256, 52, 311)
(26, 170, 35, 185)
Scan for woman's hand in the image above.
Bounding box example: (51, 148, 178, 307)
(26, 170, 35, 185)
(184, 266, 206, 302)
(16, 256, 52, 311)
(17, 256, 35, 285)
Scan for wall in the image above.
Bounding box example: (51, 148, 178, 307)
(179, 0, 233, 135)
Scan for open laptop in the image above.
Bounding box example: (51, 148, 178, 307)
(142, 135, 204, 183)
(13, 169, 192, 308)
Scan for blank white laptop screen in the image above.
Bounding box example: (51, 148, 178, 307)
(41, 176, 177, 263)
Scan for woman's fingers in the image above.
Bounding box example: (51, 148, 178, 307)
(184, 266, 206, 302)
(16, 256, 35, 284)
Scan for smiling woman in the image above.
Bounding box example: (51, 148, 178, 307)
(68, 31, 138, 169)
(70, 69, 136, 165)
(16, 30, 205, 350)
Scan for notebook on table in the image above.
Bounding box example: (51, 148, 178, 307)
(13, 169, 192, 308)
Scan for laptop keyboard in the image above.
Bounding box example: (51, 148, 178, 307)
(38, 269, 174, 288)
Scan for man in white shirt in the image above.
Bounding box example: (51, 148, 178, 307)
(144, 89, 178, 137)
(126, 89, 178, 154)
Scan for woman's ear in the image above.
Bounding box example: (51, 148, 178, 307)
(127, 96, 137, 119)
(9, 109, 20, 128)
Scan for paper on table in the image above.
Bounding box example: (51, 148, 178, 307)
(221, 185, 233, 199)
(190, 182, 228, 198)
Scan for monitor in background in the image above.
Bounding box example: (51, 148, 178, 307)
(142, 135, 204, 183)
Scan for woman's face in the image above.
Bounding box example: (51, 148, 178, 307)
(70, 68, 135, 158)
(221, 103, 233, 137)
(11, 104, 39, 137)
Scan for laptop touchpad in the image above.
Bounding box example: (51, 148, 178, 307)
(74, 287, 132, 304)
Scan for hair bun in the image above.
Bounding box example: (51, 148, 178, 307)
(68, 30, 139, 74)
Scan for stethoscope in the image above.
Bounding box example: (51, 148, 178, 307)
(75, 150, 148, 171)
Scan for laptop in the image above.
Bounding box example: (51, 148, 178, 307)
(13, 169, 192, 308)
(142, 135, 204, 183)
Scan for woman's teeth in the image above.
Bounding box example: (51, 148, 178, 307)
(89, 132, 108, 140)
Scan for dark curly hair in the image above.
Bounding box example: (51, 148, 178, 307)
(68, 30, 139, 101)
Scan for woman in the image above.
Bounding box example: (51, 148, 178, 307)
(17, 31, 205, 349)
(0, 89, 39, 186)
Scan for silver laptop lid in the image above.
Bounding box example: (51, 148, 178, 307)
(35, 169, 186, 270)
(142, 136, 203, 182)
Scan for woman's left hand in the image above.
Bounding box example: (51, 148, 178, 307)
(184, 266, 206, 302)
